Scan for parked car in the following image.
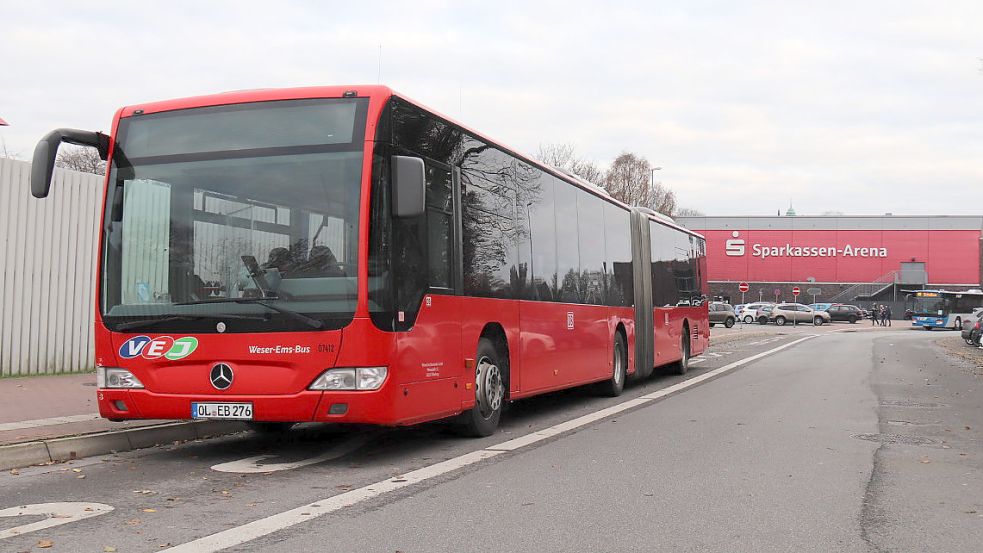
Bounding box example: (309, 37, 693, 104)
(768, 303, 831, 326)
(741, 302, 775, 324)
(826, 304, 864, 323)
(756, 305, 776, 325)
(961, 309, 983, 345)
(709, 302, 736, 328)
(809, 302, 833, 312)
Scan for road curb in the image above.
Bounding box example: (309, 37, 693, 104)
(0, 420, 248, 471)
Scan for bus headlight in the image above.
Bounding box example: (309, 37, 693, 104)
(97, 367, 144, 389)
(309, 367, 388, 391)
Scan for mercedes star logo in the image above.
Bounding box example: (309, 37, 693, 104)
(210, 363, 234, 390)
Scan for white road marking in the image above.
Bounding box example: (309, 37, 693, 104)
(166, 450, 502, 553)
(0, 502, 114, 540)
(0, 414, 101, 432)
(166, 334, 820, 553)
(211, 433, 375, 473)
(688, 358, 707, 365)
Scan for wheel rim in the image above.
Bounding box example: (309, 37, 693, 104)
(475, 356, 504, 419)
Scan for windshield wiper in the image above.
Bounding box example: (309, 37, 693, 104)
(175, 298, 324, 330)
(115, 313, 267, 332)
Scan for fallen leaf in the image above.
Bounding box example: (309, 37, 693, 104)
(125, 518, 141, 526)
(77, 474, 86, 479)
(38, 539, 54, 548)
(920, 459, 932, 464)
(9, 468, 19, 475)
(142, 508, 157, 513)
(72, 468, 82, 473)
(104, 547, 118, 552)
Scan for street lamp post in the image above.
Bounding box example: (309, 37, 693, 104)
(650, 166, 662, 186)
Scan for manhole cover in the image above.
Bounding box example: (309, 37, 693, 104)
(852, 433, 937, 446)
(880, 400, 946, 408)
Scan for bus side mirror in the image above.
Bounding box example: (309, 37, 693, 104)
(31, 128, 109, 198)
(391, 155, 425, 218)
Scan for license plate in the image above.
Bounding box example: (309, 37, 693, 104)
(191, 402, 253, 420)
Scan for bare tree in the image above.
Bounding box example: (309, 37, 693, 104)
(0, 137, 18, 159)
(536, 143, 605, 186)
(55, 145, 106, 175)
(675, 207, 705, 217)
(603, 151, 676, 215)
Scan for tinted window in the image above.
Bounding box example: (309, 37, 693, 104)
(426, 165, 454, 289)
(577, 191, 606, 305)
(604, 203, 633, 307)
(461, 146, 517, 298)
(554, 180, 580, 303)
(520, 170, 556, 300)
(391, 99, 463, 165)
(650, 222, 677, 307)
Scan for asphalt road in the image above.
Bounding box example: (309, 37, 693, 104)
(2, 326, 981, 552)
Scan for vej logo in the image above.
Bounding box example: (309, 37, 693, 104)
(119, 335, 199, 360)
(725, 231, 745, 257)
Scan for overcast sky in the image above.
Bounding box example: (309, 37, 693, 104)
(2, 1, 982, 216)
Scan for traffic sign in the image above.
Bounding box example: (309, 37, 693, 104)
(806, 287, 822, 296)
(792, 286, 801, 297)
(738, 282, 749, 293)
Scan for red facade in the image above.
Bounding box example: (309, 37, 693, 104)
(695, 228, 981, 284)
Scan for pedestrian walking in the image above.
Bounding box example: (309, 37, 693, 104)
(871, 305, 877, 325)
(882, 305, 892, 327)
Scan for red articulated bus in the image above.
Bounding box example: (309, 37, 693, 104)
(30, 86, 708, 436)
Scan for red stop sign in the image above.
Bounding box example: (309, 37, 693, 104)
(792, 286, 801, 296)
(738, 282, 749, 293)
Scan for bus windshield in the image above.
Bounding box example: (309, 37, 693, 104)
(912, 296, 945, 316)
(101, 98, 368, 333)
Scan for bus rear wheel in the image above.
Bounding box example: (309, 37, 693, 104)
(672, 329, 690, 375)
(459, 338, 505, 437)
(598, 332, 627, 397)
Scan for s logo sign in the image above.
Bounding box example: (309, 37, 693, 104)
(725, 231, 745, 257)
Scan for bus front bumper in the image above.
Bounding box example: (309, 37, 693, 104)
(96, 388, 401, 425)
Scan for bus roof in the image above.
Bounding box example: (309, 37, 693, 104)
(117, 85, 704, 240)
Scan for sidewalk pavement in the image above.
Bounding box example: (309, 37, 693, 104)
(0, 372, 245, 470)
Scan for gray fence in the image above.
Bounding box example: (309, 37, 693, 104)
(0, 157, 101, 376)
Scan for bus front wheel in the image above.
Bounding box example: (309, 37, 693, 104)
(459, 338, 505, 437)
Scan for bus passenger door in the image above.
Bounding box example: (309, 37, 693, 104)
(392, 164, 462, 419)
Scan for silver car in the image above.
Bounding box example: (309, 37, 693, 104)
(769, 303, 831, 326)
(709, 302, 736, 328)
